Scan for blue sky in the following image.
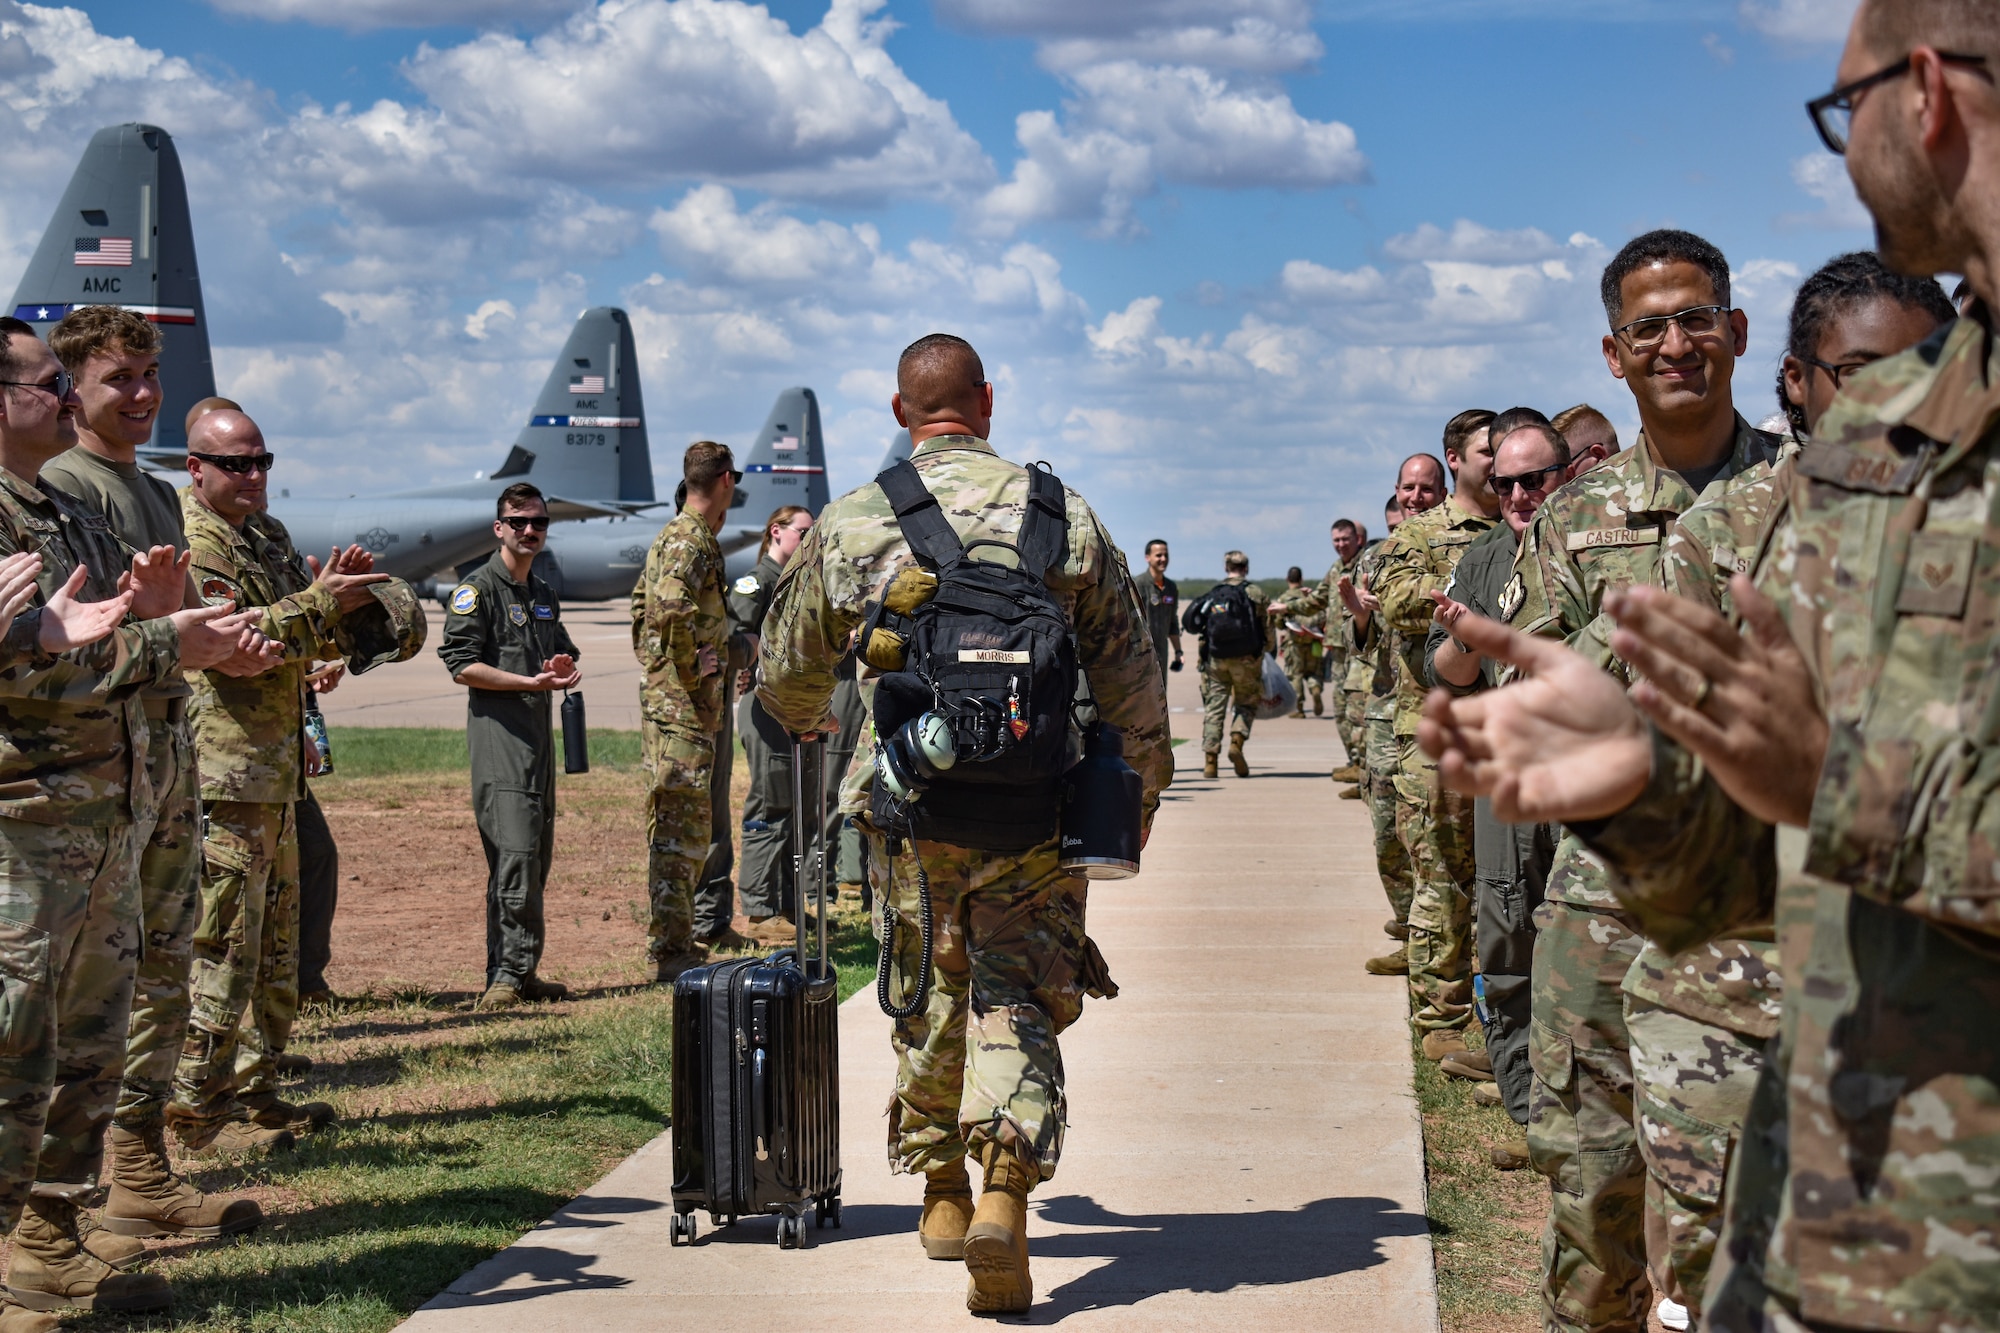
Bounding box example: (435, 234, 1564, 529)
(0, 0, 1867, 575)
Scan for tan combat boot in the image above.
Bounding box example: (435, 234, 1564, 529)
(1439, 1049, 1494, 1083)
(1421, 1029, 1470, 1061)
(963, 1143, 1033, 1314)
(5, 1197, 170, 1312)
(1202, 752, 1218, 780)
(918, 1158, 974, 1260)
(163, 1104, 295, 1157)
(74, 1211, 146, 1271)
(1364, 945, 1408, 976)
(1338, 786, 1364, 800)
(1383, 919, 1409, 940)
(0, 1297, 57, 1332)
(477, 983, 521, 1011)
(241, 1094, 336, 1138)
(1329, 764, 1362, 783)
(1490, 1133, 1531, 1170)
(1312, 695, 1324, 716)
(105, 1124, 263, 1240)
(1227, 737, 1249, 778)
(652, 946, 708, 985)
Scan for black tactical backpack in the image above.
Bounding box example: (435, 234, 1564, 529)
(1194, 581, 1262, 659)
(865, 459, 1077, 852)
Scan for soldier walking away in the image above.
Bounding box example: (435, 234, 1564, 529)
(632, 442, 735, 983)
(439, 482, 581, 1011)
(731, 506, 818, 945)
(1181, 550, 1270, 777)
(1424, 408, 1578, 1172)
(0, 319, 278, 1323)
(1137, 538, 1182, 682)
(759, 334, 1171, 1315)
(35, 310, 268, 1258)
(1273, 565, 1324, 717)
(169, 408, 421, 1155)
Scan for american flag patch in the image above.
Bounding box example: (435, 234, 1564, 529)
(74, 238, 132, 266)
(774, 435, 799, 451)
(569, 375, 605, 394)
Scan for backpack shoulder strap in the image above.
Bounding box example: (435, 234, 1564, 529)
(1015, 462, 1069, 580)
(876, 459, 963, 572)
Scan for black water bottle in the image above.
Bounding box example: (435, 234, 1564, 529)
(560, 691, 589, 774)
(1059, 722, 1142, 879)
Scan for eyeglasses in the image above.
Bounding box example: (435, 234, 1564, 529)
(1802, 353, 1879, 390)
(500, 515, 551, 532)
(0, 369, 73, 400)
(730, 470, 744, 484)
(1613, 304, 1731, 352)
(1807, 51, 1991, 155)
(1490, 464, 1565, 497)
(189, 450, 275, 475)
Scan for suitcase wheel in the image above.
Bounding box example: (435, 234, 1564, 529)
(777, 1213, 805, 1250)
(669, 1211, 699, 1246)
(815, 1195, 842, 1230)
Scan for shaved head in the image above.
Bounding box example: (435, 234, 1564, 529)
(184, 395, 242, 435)
(896, 333, 987, 424)
(188, 408, 262, 453)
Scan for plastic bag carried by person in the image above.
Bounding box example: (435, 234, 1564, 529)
(1255, 652, 1296, 720)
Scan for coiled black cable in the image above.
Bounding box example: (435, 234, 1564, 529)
(876, 838, 934, 1019)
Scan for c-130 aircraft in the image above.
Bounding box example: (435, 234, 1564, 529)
(6, 122, 830, 597)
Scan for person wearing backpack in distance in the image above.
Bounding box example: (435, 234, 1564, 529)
(1181, 550, 1271, 777)
(757, 333, 1172, 1315)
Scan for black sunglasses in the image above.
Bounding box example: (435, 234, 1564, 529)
(1491, 464, 1564, 497)
(1807, 51, 1991, 155)
(190, 450, 276, 475)
(0, 368, 73, 400)
(500, 515, 551, 532)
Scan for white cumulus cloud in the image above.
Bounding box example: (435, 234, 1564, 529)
(1736, 0, 1857, 44)
(205, 0, 589, 30)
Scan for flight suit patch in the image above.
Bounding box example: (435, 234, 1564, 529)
(1565, 527, 1660, 552)
(199, 577, 236, 606)
(1498, 573, 1525, 623)
(508, 605, 527, 626)
(532, 604, 553, 620)
(733, 574, 760, 596)
(1894, 531, 1974, 618)
(450, 585, 478, 615)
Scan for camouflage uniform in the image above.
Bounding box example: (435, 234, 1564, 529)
(757, 434, 1171, 1184)
(0, 466, 182, 1217)
(1612, 463, 1794, 1312)
(173, 494, 349, 1127)
(1275, 596, 1325, 714)
(1507, 415, 1782, 1332)
(1375, 498, 1497, 1035)
(1581, 312, 2000, 1333)
(1423, 521, 1552, 1125)
(37, 447, 200, 1136)
(1276, 553, 1363, 761)
(631, 510, 728, 959)
(1331, 541, 1416, 928)
(1189, 576, 1271, 756)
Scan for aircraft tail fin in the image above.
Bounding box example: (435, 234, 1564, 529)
(878, 429, 913, 475)
(10, 123, 215, 457)
(500, 307, 653, 504)
(725, 386, 829, 522)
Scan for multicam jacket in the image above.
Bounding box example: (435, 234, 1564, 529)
(183, 491, 347, 804)
(0, 467, 179, 825)
(631, 509, 728, 740)
(1373, 497, 1497, 736)
(1510, 415, 1781, 908)
(754, 434, 1172, 824)
(1581, 312, 2000, 1332)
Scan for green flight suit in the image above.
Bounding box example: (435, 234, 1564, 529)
(732, 554, 817, 920)
(438, 550, 579, 991)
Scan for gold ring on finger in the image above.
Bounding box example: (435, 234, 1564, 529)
(1691, 674, 1713, 709)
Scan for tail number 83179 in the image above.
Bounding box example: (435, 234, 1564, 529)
(565, 431, 608, 446)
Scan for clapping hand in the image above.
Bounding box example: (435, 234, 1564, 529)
(532, 653, 581, 692)
(120, 545, 190, 621)
(306, 545, 391, 613)
(38, 564, 134, 653)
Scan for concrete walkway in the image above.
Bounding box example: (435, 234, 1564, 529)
(399, 674, 1438, 1330)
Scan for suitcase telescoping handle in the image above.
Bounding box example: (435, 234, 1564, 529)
(789, 734, 830, 976)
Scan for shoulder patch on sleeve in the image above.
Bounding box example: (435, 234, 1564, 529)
(1498, 573, 1526, 623)
(450, 584, 478, 615)
(198, 576, 238, 607)
(733, 574, 760, 596)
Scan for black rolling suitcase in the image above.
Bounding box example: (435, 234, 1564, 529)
(669, 737, 842, 1248)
